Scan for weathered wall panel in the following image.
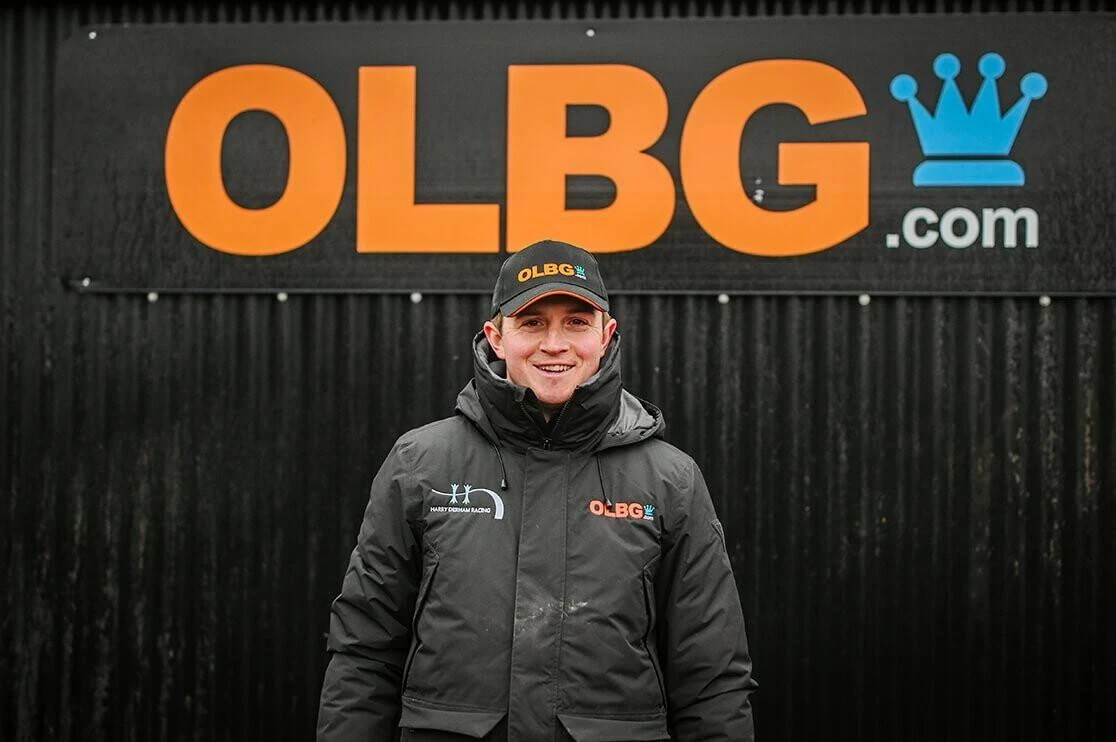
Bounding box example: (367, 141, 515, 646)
(3, 3, 1114, 742)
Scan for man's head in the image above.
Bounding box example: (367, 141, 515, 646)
(484, 241, 617, 414)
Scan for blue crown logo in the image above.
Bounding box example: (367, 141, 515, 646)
(574, 265, 587, 279)
(890, 52, 1047, 187)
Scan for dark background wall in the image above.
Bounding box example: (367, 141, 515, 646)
(2, 2, 1113, 741)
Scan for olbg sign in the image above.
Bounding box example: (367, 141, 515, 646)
(54, 17, 1115, 294)
(165, 61, 868, 259)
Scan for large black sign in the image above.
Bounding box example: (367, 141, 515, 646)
(53, 16, 1116, 294)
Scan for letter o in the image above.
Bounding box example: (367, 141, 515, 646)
(165, 65, 346, 256)
(518, 268, 532, 282)
(589, 500, 605, 515)
(940, 207, 980, 249)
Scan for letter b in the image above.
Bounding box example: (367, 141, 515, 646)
(507, 65, 675, 253)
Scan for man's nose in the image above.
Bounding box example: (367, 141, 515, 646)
(539, 325, 569, 351)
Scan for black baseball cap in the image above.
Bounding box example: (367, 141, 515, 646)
(490, 240, 610, 317)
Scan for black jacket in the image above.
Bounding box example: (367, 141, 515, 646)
(318, 333, 756, 741)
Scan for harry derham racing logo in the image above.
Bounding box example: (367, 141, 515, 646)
(430, 482, 505, 520)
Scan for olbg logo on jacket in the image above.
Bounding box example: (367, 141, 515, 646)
(588, 500, 656, 521)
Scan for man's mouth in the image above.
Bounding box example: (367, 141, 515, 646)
(535, 363, 575, 376)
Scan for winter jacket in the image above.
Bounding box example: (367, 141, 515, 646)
(317, 331, 757, 741)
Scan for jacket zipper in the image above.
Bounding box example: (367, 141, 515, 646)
(520, 398, 573, 450)
(519, 400, 549, 447)
(544, 399, 573, 449)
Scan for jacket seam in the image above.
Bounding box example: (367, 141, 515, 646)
(395, 437, 424, 530)
(677, 456, 698, 545)
(641, 564, 668, 712)
(400, 554, 439, 691)
(552, 453, 570, 715)
(655, 455, 695, 554)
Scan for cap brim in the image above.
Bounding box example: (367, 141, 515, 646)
(500, 283, 609, 316)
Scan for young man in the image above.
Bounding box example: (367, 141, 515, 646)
(317, 240, 757, 741)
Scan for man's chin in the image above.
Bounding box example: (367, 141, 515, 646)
(531, 386, 574, 413)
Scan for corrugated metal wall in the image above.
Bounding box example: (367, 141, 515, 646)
(3, 2, 1113, 741)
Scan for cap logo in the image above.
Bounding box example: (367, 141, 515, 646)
(517, 262, 579, 282)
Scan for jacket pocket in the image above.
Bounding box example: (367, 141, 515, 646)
(402, 552, 440, 689)
(558, 712, 670, 741)
(399, 698, 506, 739)
(640, 565, 667, 708)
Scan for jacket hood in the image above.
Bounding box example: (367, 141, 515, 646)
(456, 330, 664, 453)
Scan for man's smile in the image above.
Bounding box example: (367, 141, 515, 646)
(535, 363, 575, 375)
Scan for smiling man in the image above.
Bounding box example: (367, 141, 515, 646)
(318, 240, 757, 741)
(484, 293, 614, 416)
(483, 243, 616, 421)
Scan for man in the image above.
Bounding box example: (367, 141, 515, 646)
(317, 240, 757, 741)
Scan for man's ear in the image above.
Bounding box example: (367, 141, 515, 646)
(483, 320, 506, 359)
(601, 316, 618, 351)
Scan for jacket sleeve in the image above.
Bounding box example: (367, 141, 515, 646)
(317, 439, 422, 742)
(656, 458, 758, 741)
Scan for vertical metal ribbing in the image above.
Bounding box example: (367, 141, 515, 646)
(2, 3, 1114, 742)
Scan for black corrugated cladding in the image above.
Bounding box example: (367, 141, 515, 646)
(2, 1, 1113, 741)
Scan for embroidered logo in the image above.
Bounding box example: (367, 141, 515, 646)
(516, 262, 580, 283)
(430, 482, 505, 520)
(588, 500, 655, 521)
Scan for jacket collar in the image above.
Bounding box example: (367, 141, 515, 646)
(456, 330, 663, 453)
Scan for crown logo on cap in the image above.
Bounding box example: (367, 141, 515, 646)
(890, 52, 1047, 187)
(574, 265, 587, 279)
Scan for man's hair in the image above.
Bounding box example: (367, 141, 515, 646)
(490, 309, 612, 332)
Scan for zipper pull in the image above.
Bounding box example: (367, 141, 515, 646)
(542, 438, 551, 450)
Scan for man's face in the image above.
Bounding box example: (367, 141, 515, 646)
(483, 295, 617, 415)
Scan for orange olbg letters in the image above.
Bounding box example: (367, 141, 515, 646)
(506, 65, 675, 253)
(165, 64, 346, 256)
(680, 59, 869, 257)
(357, 67, 500, 253)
